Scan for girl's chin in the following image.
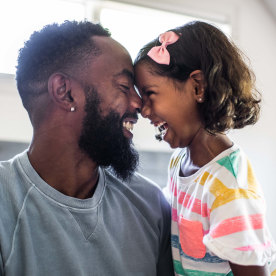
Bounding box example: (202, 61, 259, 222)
(164, 134, 178, 149)
(165, 133, 185, 149)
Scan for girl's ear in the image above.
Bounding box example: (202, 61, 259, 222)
(48, 73, 75, 111)
(189, 70, 206, 103)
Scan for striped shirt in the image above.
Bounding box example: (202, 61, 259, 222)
(166, 144, 276, 275)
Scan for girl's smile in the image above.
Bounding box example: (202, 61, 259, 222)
(135, 62, 203, 148)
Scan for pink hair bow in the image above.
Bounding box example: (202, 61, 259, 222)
(147, 31, 179, 65)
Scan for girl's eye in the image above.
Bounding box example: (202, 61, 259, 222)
(146, 90, 155, 96)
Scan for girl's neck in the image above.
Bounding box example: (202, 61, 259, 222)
(181, 128, 233, 177)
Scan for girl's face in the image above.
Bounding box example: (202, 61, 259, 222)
(135, 63, 203, 148)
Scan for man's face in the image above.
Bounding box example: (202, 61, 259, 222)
(78, 37, 141, 180)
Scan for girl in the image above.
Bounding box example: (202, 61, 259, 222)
(134, 21, 276, 276)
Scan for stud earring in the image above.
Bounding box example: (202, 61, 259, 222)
(198, 98, 203, 102)
(70, 107, 76, 112)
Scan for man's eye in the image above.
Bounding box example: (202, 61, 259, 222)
(120, 84, 130, 93)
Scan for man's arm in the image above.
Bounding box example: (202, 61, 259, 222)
(156, 233, 174, 276)
(0, 250, 3, 276)
(156, 191, 174, 276)
(230, 262, 270, 276)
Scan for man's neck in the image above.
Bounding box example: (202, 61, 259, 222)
(28, 138, 99, 199)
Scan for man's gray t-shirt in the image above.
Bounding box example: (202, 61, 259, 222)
(0, 151, 173, 275)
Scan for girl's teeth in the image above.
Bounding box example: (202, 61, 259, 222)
(155, 122, 167, 141)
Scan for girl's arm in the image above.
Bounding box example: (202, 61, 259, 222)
(230, 262, 270, 276)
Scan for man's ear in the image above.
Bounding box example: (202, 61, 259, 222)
(48, 73, 74, 111)
(189, 70, 206, 103)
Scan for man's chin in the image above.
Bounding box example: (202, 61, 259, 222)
(123, 128, 134, 139)
(108, 145, 139, 181)
(79, 93, 139, 180)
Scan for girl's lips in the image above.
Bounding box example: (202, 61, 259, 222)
(155, 122, 168, 141)
(152, 121, 166, 127)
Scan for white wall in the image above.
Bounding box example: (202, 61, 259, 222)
(0, 0, 276, 238)
(226, 0, 276, 242)
(0, 74, 32, 142)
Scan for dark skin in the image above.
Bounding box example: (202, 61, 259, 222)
(28, 36, 141, 199)
(135, 65, 269, 276)
(229, 263, 270, 276)
(28, 72, 99, 199)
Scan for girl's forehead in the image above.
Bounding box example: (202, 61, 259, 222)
(135, 64, 176, 92)
(135, 62, 158, 78)
(135, 64, 158, 86)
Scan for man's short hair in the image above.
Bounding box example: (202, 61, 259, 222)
(16, 20, 110, 110)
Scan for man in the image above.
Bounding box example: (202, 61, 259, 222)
(0, 21, 173, 275)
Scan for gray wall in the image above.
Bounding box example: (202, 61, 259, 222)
(0, 141, 28, 161)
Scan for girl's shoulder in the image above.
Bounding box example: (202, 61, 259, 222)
(203, 144, 262, 193)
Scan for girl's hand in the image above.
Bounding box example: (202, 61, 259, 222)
(230, 262, 270, 276)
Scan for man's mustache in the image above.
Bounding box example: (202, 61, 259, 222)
(121, 112, 139, 122)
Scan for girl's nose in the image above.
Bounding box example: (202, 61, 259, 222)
(141, 102, 151, 119)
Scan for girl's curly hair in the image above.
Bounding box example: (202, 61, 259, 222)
(134, 21, 261, 133)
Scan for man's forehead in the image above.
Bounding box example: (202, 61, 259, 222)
(114, 68, 134, 82)
(80, 36, 134, 86)
(90, 36, 133, 75)
(92, 36, 128, 54)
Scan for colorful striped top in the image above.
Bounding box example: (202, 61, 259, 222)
(165, 144, 276, 275)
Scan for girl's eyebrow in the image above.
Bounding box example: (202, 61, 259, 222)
(141, 84, 158, 93)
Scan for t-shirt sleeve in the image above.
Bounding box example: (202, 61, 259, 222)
(162, 160, 173, 204)
(164, 149, 183, 205)
(203, 152, 276, 266)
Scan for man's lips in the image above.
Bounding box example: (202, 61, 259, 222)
(122, 112, 139, 134)
(122, 118, 138, 132)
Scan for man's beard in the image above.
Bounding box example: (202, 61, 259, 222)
(78, 87, 139, 181)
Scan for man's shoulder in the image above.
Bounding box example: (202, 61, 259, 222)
(0, 151, 30, 205)
(0, 152, 31, 232)
(102, 168, 171, 233)
(103, 168, 169, 210)
(132, 171, 162, 191)
(0, 151, 25, 180)
(104, 168, 162, 195)
(0, 155, 18, 181)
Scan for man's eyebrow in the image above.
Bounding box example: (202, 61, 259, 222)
(114, 69, 134, 82)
